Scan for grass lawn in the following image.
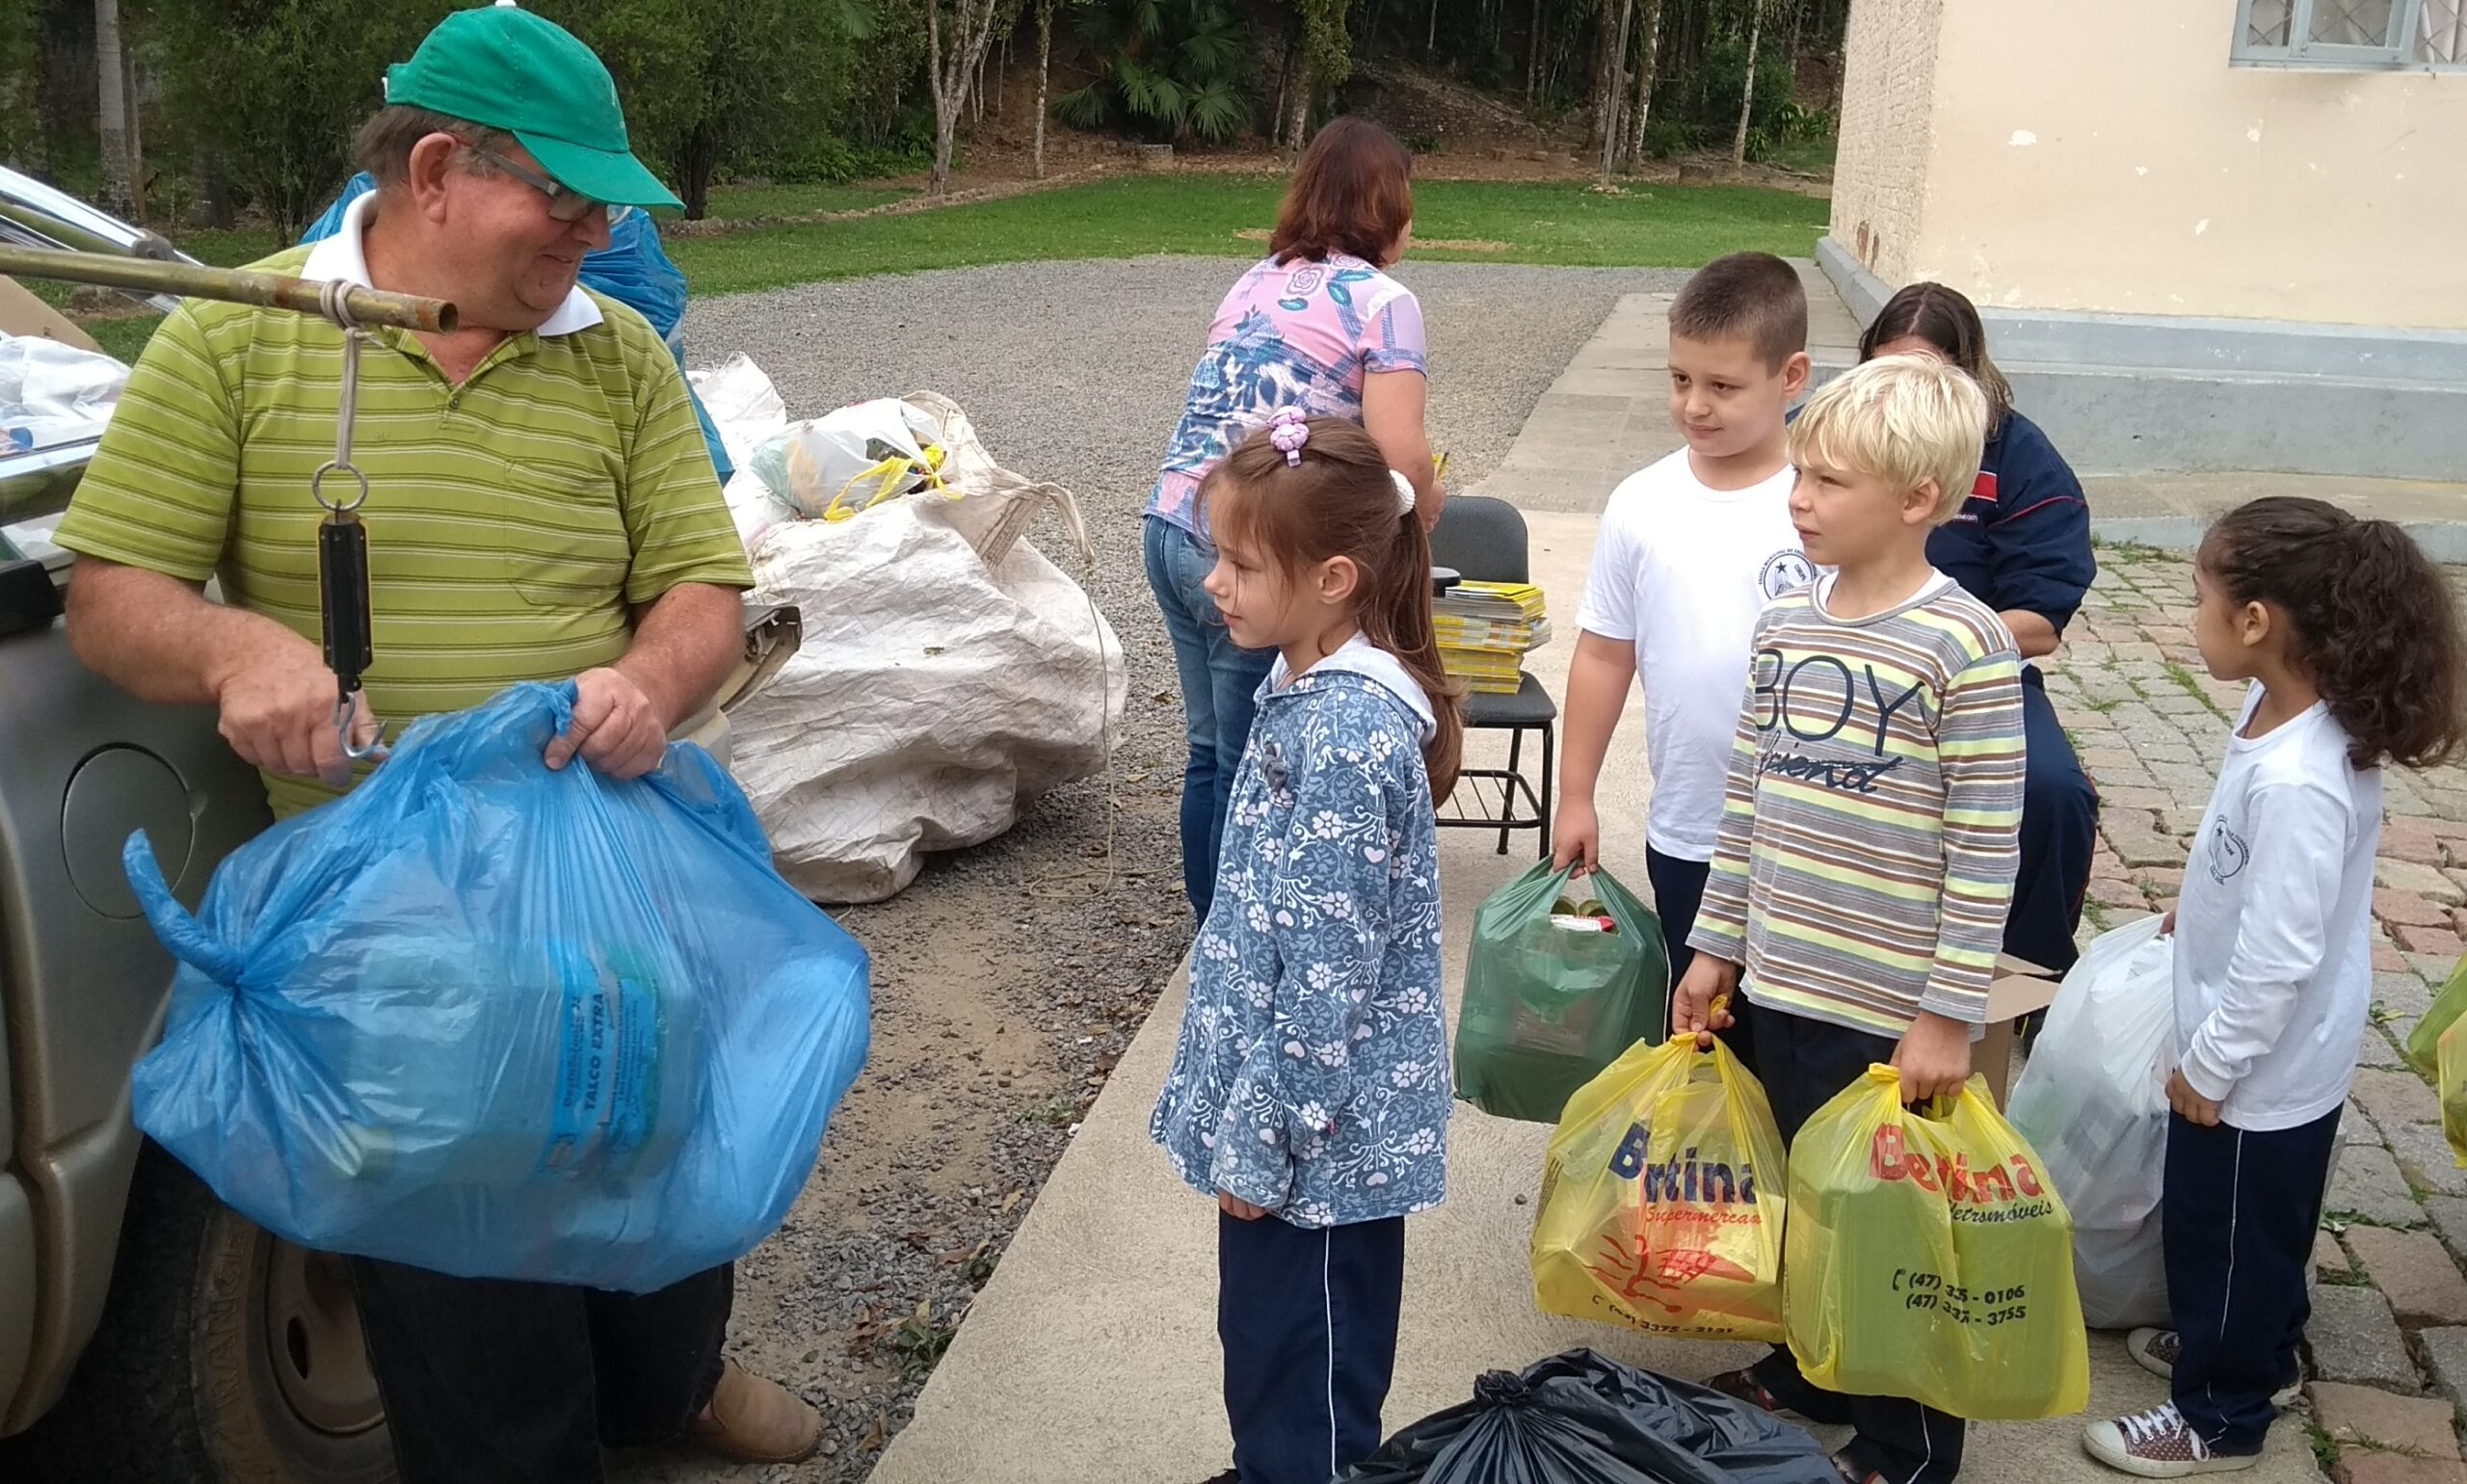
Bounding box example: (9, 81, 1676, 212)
(1764, 133, 1840, 178)
(668, 174, 1829, 298)
(29, 173, 1825, 358)
(702, 182, 918, 220)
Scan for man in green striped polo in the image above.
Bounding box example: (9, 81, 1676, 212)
(52, 5, 821, 1477)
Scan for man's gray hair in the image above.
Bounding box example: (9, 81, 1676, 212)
(351, 105, 514, 187)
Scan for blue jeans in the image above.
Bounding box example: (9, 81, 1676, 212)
(1146, 516, 1274, 922)
(2011, 669, 2100, 977)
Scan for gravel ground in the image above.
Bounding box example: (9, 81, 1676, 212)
(606, 256, 1683, 1482)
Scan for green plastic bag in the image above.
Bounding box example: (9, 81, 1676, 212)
(1454, 862, 1669, 1123)
(2406, 958, 2467, 1077)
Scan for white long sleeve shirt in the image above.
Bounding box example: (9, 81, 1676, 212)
(2173, 688, 2381, 1131)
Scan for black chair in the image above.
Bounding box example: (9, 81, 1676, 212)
(1428, 496, 1555, 859)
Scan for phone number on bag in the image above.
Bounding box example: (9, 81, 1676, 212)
(1891, 1269, 2032, 1327)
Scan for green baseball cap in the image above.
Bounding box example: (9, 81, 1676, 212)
(385, 1, 682, 211)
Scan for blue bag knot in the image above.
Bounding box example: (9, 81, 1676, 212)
(544, 677, 578, 735)
(122, 831, 247, 985)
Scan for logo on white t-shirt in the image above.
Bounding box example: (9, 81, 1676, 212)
(1759, 550, 1816, 598)
(2207, 820, 2251, 883)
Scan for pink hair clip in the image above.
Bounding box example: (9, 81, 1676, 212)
(1266, 407, 1310, 466)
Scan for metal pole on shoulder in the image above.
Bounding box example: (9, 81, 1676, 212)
(0, 244, 457, 334)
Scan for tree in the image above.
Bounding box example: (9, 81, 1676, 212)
(93, 0, 127, 213)
(924, 0, 1009, 196)
(0, 2, 44, 174)
(1053, 0, 1249, 148)
(1525, 0, 1543, 103)
(1594, 0, 1634, 175)
(1288, 0, 1353, 149)
(542, 0, 871, 220)
(154, 0, 439, 240)
(1622, 0, 1664, 170)
(1731, 0, 1764, 166)
(1033, 0, 1056, 177)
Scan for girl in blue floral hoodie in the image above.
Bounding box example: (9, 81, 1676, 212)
(1150, 411, 1462, 1484)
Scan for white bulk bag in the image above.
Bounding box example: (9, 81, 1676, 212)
(725, 393, 1126, 904)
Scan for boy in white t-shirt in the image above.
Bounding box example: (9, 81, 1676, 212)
(1554, 252, 1814, 1071)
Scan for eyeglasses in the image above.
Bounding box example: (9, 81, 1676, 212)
(466, 146, 636, 227)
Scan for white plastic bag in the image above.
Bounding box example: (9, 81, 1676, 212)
(2006, 914, 2176, 1329)
(687, 355, 796, 550)
(0, 332, 126, 453)
(750, 397, 946, 522)
(726, 398, 1125, 903)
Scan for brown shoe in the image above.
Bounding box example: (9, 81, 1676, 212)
(688, 1359, 822, 1465)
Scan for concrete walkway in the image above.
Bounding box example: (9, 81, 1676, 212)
(870, 278, 2467, 1483)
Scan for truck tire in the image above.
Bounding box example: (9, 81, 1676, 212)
(13, 1143, 395, 1483)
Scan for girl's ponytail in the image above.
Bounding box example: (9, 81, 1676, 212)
(1371, 513, 1465, 800)
(2204, 497, 2467, 770)
(2329, 517, 2466, 769)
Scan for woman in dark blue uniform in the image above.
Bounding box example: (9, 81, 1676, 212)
(1864, 282, 2101, 979)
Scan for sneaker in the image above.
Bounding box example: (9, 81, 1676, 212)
(1831, 1454, 1887, 1484)
(1706, 1366, 1787, 1416)
(2128, 1327, 2184, 1386)
(2083, 1403, 2260, 1477)
(2127, 1329, 2302, 1409)
(688, 1360, 823, 1466)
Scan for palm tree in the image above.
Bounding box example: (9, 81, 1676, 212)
(1054, 0, 1252, 146)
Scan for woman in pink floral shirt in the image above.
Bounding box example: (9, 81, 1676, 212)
(1147, 117, 1444, 922)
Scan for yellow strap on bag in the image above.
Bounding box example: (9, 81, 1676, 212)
(1784, 1066, 2089, 1420)
(821, 443, 953, 524)
(1532, 1033, 1789, 1343)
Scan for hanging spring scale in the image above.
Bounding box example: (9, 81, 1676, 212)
(310, 279, 384, 762)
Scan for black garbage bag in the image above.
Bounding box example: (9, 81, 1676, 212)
(1339, 1349, 1839, 1484)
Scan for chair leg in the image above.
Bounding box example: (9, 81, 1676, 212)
(1538, 723, 1556, 863)
(1499, 726, 1525, 856)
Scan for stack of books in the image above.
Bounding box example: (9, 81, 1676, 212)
(1436, 581, 1551, 695)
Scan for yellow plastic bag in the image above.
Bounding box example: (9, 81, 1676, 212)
(2412, 957, 2467, 1077)
(1532, 1035, 1788, 1342)
(1785, 1066, 2089, 1420)
(2439, 1019, 2467, 1169)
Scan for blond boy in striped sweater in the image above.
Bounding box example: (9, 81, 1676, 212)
(1680, 355, 2027, 1484)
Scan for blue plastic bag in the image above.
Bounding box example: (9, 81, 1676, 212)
(123, 681, 870, 1292)
(302, 174, 732, 483)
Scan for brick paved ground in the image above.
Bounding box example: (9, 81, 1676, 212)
(2048, 544, 2467, 1480)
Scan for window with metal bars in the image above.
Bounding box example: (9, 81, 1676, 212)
(2234, 0, 2467, 66)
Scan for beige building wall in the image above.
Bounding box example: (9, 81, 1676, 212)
(1828, 0, 1944, 287)
(1829, 3, 2467, 331)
